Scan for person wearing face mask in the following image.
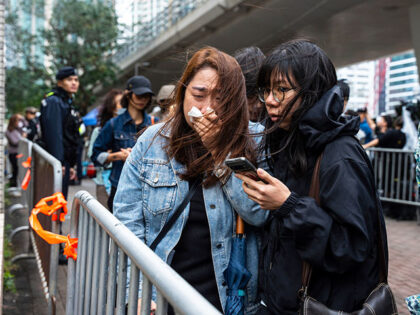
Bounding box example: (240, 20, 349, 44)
(87, 89, 123, 207)
(91, 76, 158, 212)
(6, 114, 26, 187)
(113, 47, 267, 314)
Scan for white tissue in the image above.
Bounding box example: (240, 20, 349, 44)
(187, 106, 203, 119)
(187, 106, 213, 122)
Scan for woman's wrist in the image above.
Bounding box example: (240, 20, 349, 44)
(273, 192, 299, 218)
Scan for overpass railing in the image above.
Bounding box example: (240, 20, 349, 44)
(113, 0, 210, 63)
(66, 191, 221, 315)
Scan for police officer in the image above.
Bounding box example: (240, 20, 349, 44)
(40, 66, 80, 199)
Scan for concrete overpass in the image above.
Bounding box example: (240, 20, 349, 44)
(107, 0, 420, 94)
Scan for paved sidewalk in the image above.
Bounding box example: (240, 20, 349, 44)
(387, 218, 420, 314)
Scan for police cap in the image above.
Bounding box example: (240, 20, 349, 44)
(56, 66, 78, 80)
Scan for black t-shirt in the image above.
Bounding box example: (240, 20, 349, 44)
(170, 179, 223, 313)
(378, 129, 406, 149)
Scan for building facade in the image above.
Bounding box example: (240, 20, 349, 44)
(337, 61, 376, 114)
(116, 0, 169, 38)
(386, 51, 419, 109)
(338, 50, 419, 116)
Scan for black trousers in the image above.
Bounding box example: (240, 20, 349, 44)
(8, 153, 18, 187)
(62, 161, 70, 200)
(107, 186, 117, 213)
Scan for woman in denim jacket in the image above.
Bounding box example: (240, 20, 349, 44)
(114, 47, 268, 314)
(91, 76, 158, 212)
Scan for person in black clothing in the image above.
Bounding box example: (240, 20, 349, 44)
(337, 79, 350, 112)
(236, 40, 388, 314)
(364, 116, 411, 220)
(40, 66, 80, 199)
(24, 107, 39, 141)
(364, 116, 406, 149)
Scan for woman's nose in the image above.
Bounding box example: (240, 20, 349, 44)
(198, 103, 211, 114)
(265, 91, 278, 107)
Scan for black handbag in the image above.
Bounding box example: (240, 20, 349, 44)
(299, 154, 398, 315)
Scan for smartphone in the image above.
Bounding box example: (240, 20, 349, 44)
(224, 157, 261, 181)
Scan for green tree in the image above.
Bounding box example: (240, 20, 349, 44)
(6, 67, 49, 115)
(6, 0, 120, 115)
(5, 0, 49, 114)
(44, 0, 119, 114)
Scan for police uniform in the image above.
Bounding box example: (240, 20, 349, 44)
(40, 86, 80, 198)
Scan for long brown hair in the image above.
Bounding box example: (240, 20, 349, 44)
(7, 114, 21, 132)
(98, 89, 123, 127)
(163, 46, 256, 187)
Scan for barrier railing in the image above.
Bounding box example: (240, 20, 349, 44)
(7, 140, 63, 314)
(66, 191, 221, 315)
(30, 143, 62, 314)
(8, 139, 33, 248)
(367, 148, 419, 204)
(366, 147, 420, 223)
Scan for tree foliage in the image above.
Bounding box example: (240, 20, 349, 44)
(6, 0, 120, 115)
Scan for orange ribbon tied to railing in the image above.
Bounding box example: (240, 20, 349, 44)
(22, 156, 32, 168)
(29, 192, 78, 261)
(20, 156, 32, 191)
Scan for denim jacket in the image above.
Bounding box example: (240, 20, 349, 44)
(91, 110, 158, 187)
(114, 122, 268, 314)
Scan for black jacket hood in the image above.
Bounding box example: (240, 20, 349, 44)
(299, 85, 360, 152)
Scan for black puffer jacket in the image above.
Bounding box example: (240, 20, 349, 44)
(259, 86, 388, 314)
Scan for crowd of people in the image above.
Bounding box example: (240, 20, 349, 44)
(7, 39, 414, 314)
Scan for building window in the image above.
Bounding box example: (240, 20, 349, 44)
(389, 78, 416, 86)
(390, 62, 417, 71)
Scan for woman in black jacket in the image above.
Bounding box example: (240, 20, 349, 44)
(236, 39, 388, 314)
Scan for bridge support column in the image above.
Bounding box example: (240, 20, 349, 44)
(409, 3, 420, 77)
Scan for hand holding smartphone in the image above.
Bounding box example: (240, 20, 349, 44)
(224, 157, 265, 183)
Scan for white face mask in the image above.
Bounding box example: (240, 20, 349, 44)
(18, 121, 24, 128)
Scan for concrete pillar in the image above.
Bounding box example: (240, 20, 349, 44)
(409, 3, 420, 77)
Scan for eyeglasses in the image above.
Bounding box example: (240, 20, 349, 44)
(257, 86, 296, 103)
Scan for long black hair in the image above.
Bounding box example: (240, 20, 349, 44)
(258, 39, 337, 175)
(234, 46, 265, 98)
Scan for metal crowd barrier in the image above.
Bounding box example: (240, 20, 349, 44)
(30, 142, 63, 314)
(7, 140, 62, 314)
(67, 191, 221, 315)
(8, 139, 33, 248)
(366, 147, 420, 223)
